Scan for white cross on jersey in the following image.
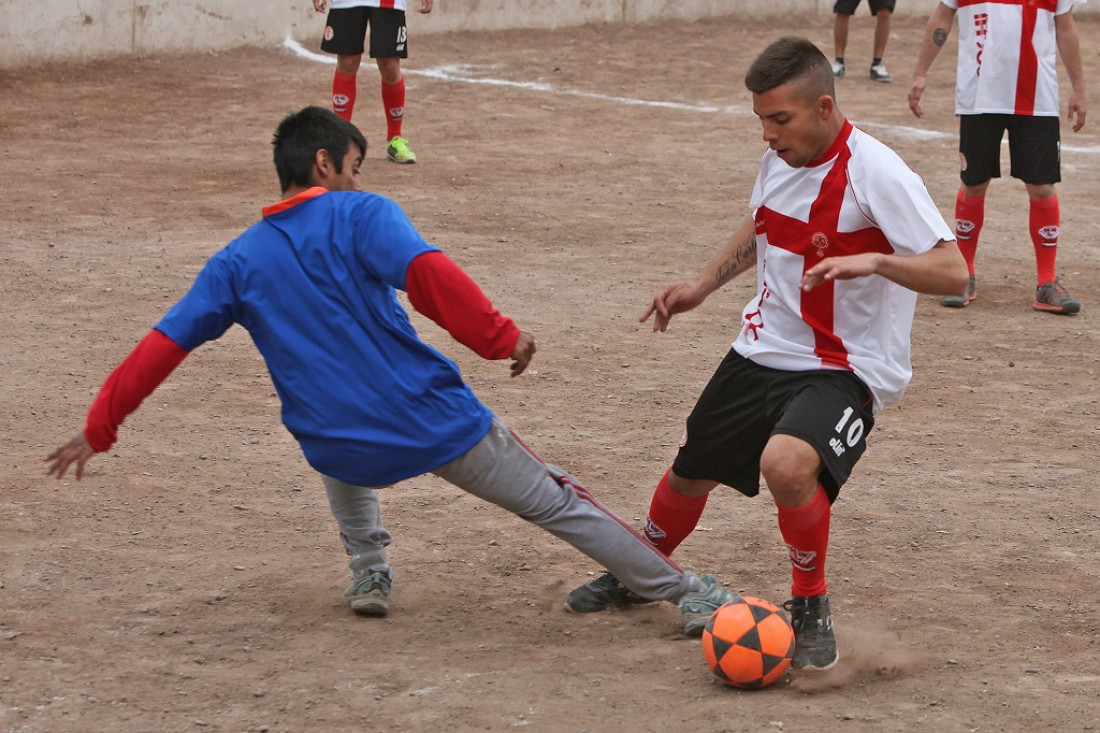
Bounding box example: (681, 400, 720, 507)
(944, 0, 1086, 116)
(733, 122, 954, 413)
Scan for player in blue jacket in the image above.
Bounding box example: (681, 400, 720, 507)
(45, 106, 734, 636)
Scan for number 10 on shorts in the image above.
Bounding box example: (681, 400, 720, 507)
(830, 406, 864, 457)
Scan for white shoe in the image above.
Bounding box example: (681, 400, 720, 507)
(870, 63, 892, 83)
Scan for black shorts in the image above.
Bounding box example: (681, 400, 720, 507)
(958, 114, 1061, 186)
(672, 349, 875, 503)
(321, 7, 408, 59)
(834, 0, 896, 14)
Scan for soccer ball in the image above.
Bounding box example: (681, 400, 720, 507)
(701, 596, 795, 689)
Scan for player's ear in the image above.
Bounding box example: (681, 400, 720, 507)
(311, 148, 333, 187)
(817, 94, 836, 121)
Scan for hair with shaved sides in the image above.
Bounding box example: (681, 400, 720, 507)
(744, 36, 836, 104)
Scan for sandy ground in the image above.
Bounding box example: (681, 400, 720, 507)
(3, 13, 1100, 733)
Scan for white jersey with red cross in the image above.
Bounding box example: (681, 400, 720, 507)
(733, 121, 954, 413)
(328, 0, 406, 10)
(944, 0, 1085, 116)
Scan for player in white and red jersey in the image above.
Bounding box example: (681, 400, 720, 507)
(564, 37, 968, 672)
(909, 0, 1087, 314)
(313, 0, 434, 164)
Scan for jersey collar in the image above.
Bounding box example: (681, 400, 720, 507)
(262, 186, 328, 218)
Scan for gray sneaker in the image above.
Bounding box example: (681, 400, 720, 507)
(344, 567, 393, 616)
(564, 571, 656, 613)
(783, 595, 838, 670)
(680, 574, 739, 637)
(941, 274, 977, 308)
(869, 63, 892, 83)
(831, 60, 845, 78)
(1033, 278, 1081, 314)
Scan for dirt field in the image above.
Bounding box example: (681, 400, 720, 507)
(3, 13, 1099, 733)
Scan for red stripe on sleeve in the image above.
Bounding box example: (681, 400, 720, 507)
(83, 330, 189, 452)
(405, 251, 520, 360)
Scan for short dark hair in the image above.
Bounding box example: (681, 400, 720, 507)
(744, 36, 835, 102)
(271, 106, 367, 192)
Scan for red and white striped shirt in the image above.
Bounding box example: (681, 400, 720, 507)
(945, 0, 1085, 116)
(735, 122, 954, 413)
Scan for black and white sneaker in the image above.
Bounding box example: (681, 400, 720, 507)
(784, 594, 839, 670)
(869, 63, 892, 83)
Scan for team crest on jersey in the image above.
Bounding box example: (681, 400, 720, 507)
(787, 544, 817, 572)
(811, 232, 829, 257)
(324, 25, 334, 41)
(1038, 225, 1059, 243)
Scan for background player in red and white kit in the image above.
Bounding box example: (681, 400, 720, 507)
(44, 106, 738, 637)
(908, 0, 1087, 314)
(313, 0, 433, 164)
(565, 37, 968, 671)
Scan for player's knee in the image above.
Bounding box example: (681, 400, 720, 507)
(336, 54, 363, 75)
(760, 439, 820, 502)
(667, 471, 716, 498)
(1026, 183, 1056, 200)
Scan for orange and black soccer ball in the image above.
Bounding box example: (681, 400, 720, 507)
(701, 596, 795, 689)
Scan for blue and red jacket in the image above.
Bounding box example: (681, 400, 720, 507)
(84, 187, 520, 486)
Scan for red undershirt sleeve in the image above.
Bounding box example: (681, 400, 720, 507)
(83, 329, 189, 452)
(405, 251, 521, 360)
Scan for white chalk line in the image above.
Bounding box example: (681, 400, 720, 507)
(282, 35, 1100, 155)
(282, 35, 741, 114)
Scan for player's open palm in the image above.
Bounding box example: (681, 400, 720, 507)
(641, 280, 709, 332)
(45, 432, 96, 480)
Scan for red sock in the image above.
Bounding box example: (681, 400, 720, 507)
(381, 77, 406, 140)
(776, 486, 831, 597)
(332, 71, 357, 121)
(642, 469, 708, 556)
(1029, 195, 1060, 285)
(954, 190, 984, 276)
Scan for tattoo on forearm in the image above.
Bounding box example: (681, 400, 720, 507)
(933, 28, 948, 47)
(715, 234, 757, 286)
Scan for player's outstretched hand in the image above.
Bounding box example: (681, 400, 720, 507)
(640, 280, 708, 332)
(418, 0, 434, 12)
(312, 0, 328, 13)
(45, 432, 96, 480)
(908, 75, 927, 118)
(510, 331, 536, 377)
(801, 253, 880, 291)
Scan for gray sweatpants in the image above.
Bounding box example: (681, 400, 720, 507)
(322, 415, 702, 603)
